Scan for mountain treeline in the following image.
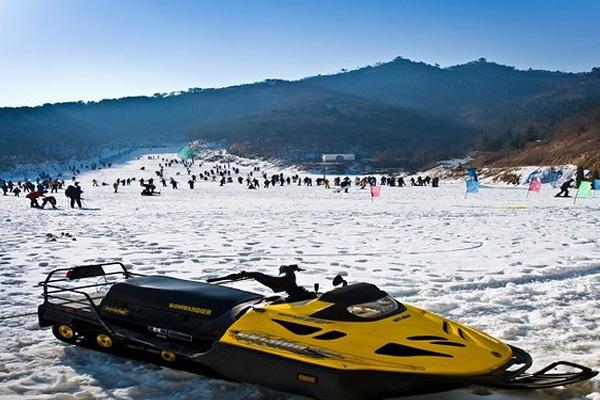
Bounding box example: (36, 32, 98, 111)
(2, 57, 600, 171)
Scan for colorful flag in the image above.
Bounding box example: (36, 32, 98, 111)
(467, 167, 479, 182)
(577, 181, 593, 198)
(594, 179, 600, 190)
(528, 179, 542, 192)
(370, 185, 381, 198)
(466, 179, 479, 193)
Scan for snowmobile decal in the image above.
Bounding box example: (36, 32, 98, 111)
(102, 305, 129, 316)
(230, 330, 343, 359)
(167, 302, 212, 316)
(275, 312, 333, 325)
(296, 373, 318, 384)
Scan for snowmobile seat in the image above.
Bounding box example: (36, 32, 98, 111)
(101, 276, 263, 320)
(99, 276, 264, 340)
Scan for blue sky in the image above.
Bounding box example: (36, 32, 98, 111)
(1, 0, 599, 106)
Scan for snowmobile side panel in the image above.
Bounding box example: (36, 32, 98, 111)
(219, 299, 514, 376)
(203, 342, 463, 400)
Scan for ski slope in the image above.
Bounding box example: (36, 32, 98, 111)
(0, 149, 598, 400)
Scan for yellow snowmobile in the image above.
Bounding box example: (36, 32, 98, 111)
(39, 262, 597, 400)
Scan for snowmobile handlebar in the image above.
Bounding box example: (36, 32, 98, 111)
(206, 272, 250, 283)
(206, 265, 304, 284)
(206, 267, 316, 302)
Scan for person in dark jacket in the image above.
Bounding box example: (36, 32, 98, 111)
(555, 179, 574, 197)
(65, 183, 83, 208)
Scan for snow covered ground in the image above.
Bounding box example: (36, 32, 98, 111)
(0, 149, 598, 400)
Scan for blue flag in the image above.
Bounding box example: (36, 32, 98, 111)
(594, 179, 600, 190)
(466, 179, 479, 193)
(467, 168, 479, 182)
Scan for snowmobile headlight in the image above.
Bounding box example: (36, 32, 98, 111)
(346, 296, 399, 319)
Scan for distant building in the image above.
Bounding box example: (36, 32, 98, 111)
(321, 153, 355, 162)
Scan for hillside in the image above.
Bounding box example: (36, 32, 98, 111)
(474, 103, 600, 173)
(2, 57, 600, 172)
(193, 85, 472, 169)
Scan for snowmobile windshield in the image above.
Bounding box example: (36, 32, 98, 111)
(311, 283, 406, 321)
(346, 296, 399, 319)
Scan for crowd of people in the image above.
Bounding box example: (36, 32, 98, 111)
(0, 177, 85, 209)
(1, 154, 445, 210)
(101, 156, 443, 194)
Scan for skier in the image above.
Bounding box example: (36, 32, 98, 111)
(555, 179, 574, 198)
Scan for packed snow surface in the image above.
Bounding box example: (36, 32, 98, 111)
(0, 149, 598, 400)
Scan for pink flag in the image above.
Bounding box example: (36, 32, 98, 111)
(528, 179, 542, 192)
(370, 185, 381, 198)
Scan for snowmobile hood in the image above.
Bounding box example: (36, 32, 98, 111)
(219, 287, 513, 376)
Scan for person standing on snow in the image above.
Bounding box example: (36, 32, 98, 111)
(65, 183, 84, 208)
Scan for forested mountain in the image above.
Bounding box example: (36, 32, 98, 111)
(306, 57, 600, 133)
(1, 57, 599, 170)
(473, 101, 600, 172)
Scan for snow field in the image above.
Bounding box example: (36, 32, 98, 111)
(0, 150, 598, 400)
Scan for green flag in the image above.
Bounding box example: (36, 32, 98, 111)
(577, 181, 593, 198)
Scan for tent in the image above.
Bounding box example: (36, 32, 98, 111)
(178, 146, 196, 160)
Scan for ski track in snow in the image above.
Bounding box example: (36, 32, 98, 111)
(0, 150, 598, 400)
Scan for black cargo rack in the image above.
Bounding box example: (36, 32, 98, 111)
(39, 262, 142, 335)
